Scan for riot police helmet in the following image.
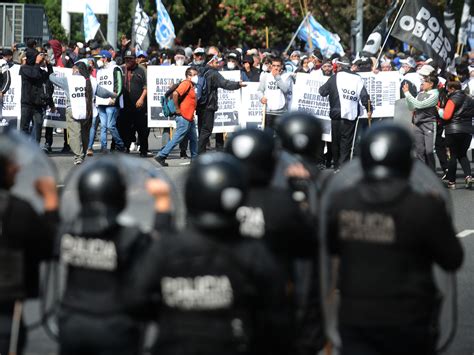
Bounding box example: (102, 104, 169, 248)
(185, 152, 247, 230)
(277, 111, 323, 162)
(225, 128, 275, 186)
(78, 158, 126, 216)
(360, 122, 413, 181)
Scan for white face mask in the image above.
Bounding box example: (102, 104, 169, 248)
(292, 59, 299, 66)
(194, 60, 204, 65)
(227, 62, 236, 70)
(399, 67, 406, 75)
(176, 59, 185, 66)
(97, 59, 104, 69)
(191, 75, 199, 84)
(308, 62, 314, 70)
(261, 64, 269, 72)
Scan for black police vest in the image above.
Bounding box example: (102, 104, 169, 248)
(59, 225, 145, 314)
(0, 192, 25, 303)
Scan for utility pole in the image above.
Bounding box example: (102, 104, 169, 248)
(355, 0, 364, 54)
(107, 0, 119, 48)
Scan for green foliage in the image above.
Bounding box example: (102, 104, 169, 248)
(15, 0, 469, 50)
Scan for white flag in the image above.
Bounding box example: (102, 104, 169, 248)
(133, 2, 150, 51)
(458, 0, 472, 45)
(155, 0, 175, 49)
(84, 3, 100, 42)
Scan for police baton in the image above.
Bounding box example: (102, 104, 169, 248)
(8, 300, 23, 355)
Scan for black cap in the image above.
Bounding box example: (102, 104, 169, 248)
(277, 111, 323, 162)
(89, 41, 101, 50)
(124, 49, 136, 58)
(360, 123, 413, 181)
(225, 129, 275, 186)
(185, 153, 247, 230)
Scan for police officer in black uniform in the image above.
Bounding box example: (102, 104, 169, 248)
(130, 153, 291, 355)
(57, 157, 171, 355)
(0, 139, 59, 355)
(225, 128, 322, 354)
(326, 123, 464, 355)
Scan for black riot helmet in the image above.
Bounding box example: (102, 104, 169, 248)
(277, 111, 323, 163)
(225, 128, 275, 186)
(77, 158, 126, 224)
(185, 153, 247, 230)
(360, 122, 414, 181)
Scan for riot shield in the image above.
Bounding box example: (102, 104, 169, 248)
(60, 154, 181, 232)
(319, 158, 455, 352)
(0, 129, 57, 212)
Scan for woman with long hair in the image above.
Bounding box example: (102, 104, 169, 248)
(437, 81, 473, 189)
(49, 61, 117, 165)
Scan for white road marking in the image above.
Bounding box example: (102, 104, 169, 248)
(179, 162, 191, 166)
(457, 230, 474, 238)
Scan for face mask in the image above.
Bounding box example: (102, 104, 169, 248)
(191, 75, 199, 84)
(97, 59, 104, 69)
(262, 64, 268, 72)
(176, 59, 185, 66)
(227, 62, 236, 70)
(194, 60, 204, 65)
(308, 62, 314, 70)
(292, 59, 299, 66)
(399, 67, 406, 75)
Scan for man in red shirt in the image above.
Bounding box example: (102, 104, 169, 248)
(155, 67, 199, 166)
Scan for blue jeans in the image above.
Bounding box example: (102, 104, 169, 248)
(88, 114, 99, 150)
(157, 116, 197, 158)
(97, 106, 124, 150)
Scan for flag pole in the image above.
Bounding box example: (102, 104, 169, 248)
(374, 0, 407, 67)
(303, 0, 313, 50)
(284, 12, 311, 54)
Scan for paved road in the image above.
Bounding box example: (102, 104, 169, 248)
(22, 132, 474, 355)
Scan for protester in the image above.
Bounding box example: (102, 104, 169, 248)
(257, 57, 292, 133)
(319, 56, 372, 170)
(196, 53, 245, 154)
(89, 50, 125, 155)
(155, 67, 199, 166)
(285, 50, 301, 73)
(437, 81, 473, 189)
(241, 55, 260, 82)
(19, 45, 55, 143)
(120, 50, 149, 157)
(403, 74, 439, 172)
(49, 61, 117, 165)
(295, 56, 311, 73)
(399, 56, 421, 98)
(191, 47, 206, 67)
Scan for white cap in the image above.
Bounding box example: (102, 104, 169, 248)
(418, 65, 435, 76)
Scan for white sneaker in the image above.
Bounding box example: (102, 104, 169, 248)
(130, 142, 137, 152)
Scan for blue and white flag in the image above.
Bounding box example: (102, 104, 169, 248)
(155, 0, 175, 49)
(297, 15, 344, 58)
(84, 3, 100, 42)
(458, 0, 472, 46)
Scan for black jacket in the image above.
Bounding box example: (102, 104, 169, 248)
(19, 63, 54, 108)
(200, 66, 241, 112)
(0, 193, 58, 301)
(445, 90, 474, 135)
(241, 68, 260, 82)
(327, 179, 463, 327)
(130, 224, 291, 355)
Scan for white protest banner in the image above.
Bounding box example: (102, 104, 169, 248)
(44, 67, 72, 129)
(2, 65, 21, 129)
(213, 70, 241, 133)
(240, 83, 264, 129)
(290, 72, 332, 141)
(359, 71, 400, 118)
(147, 65, 187, 128)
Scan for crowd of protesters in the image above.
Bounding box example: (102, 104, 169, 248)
(1, 35, 473, 187)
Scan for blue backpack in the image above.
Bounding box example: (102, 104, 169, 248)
(160, 81, 192, 117)
(196, 68, 210, 108)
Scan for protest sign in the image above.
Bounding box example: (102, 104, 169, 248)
(147, 65, 187, 128)
(213, 70, 241, 133)
(44, 67, 72, 128)
(240, 83, 264, 129)
(359, 71, 400, 118)
(1, 65, 21, 129)
(290, 72, 332, 141)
